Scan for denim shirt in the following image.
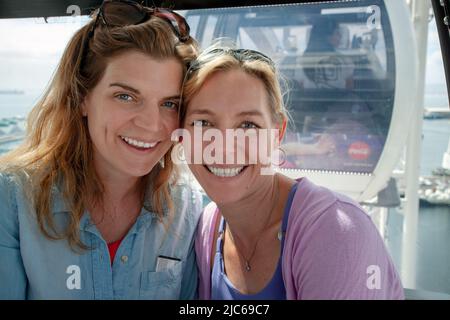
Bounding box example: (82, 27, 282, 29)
(0, 173, 202, 300)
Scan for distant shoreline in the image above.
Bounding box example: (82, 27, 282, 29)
(0, 90, 25, 95)
(424, 107, 450, 119)
(0, 134, 24, 144)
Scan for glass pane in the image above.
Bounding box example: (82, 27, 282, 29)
(0, 16, 89, 155)
(184, 0, 394, 174)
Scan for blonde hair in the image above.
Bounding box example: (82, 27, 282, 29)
(0, 11, 198, 251)
(181, 44, 288, 126)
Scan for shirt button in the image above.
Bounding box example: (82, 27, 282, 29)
(121, 255, 128, 263)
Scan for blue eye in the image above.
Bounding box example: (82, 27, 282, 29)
(240, 121, 258, 129)
(115, 94, 135, 103)
(162, 101, 179, 110)
(192, 120, 211, 127)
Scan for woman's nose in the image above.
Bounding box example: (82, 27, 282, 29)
(218, 129, 247, 164)
(133, 102, 163, 132)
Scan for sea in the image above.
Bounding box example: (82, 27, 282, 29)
(387, 85, 450, 296)
(0, 87, 449, 295)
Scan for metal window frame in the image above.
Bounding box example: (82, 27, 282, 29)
(0, 0, 341, 19)
(431, 0, 450, 110)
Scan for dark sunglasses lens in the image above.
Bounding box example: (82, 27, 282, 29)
(246, 51, 274, 67)
(155, 10, 190, 40)
(103, 2, 146, 27)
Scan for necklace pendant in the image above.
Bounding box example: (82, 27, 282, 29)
(245, 261, 251, 272)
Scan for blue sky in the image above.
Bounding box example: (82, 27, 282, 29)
(0, 9, 447, 95)
(0, 16, 89, 94)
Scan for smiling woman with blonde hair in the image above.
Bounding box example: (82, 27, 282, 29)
(0, 0, 201, 299)
(181, 45, 404, 300)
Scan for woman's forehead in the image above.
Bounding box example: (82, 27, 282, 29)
(99, 51, 183, 95)
(186, 69, 275, 120)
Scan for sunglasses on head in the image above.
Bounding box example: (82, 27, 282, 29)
(188, 47, 276, 74)
(88, 0, 190, 42)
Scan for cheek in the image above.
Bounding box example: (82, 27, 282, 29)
(161, 112, 179, 134)
(250, 130, 278, 165)
(87, 108, 128, 144)
(179, 128, 196, 163)
(86, 113, 104, 142)
(87, 101, 120, 128)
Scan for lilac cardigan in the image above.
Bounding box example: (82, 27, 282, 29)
(195, 178, 404, 300)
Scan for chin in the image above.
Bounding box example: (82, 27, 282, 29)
(207, 189, 245, 205)
(123, 160, 159, 178)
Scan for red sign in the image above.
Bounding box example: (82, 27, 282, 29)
(348, 142, 371, 160)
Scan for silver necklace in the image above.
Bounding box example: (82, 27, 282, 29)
(226, 175, 280, 272)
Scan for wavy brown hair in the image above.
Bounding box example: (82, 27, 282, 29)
(0, 11, 198, 251)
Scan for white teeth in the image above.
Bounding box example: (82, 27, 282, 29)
(121, 136, 158, 149)
(206, 166, 245, 177)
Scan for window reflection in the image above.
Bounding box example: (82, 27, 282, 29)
(184, 0, 394, 174)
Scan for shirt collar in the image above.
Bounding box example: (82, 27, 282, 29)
(51, 186, 165, 233)
(77, 207, 158, 235)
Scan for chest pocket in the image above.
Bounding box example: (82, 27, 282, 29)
(139, 260, 183, 300)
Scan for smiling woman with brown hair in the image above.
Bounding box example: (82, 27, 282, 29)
(0, 0, 201, 299)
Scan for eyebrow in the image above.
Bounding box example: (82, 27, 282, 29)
(109, 82, 181, 100)
(110, 82, 140, 94)
(187, 109, 264, 117)
(187, 109, 215, 116)
(236, 110, 264, 117)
